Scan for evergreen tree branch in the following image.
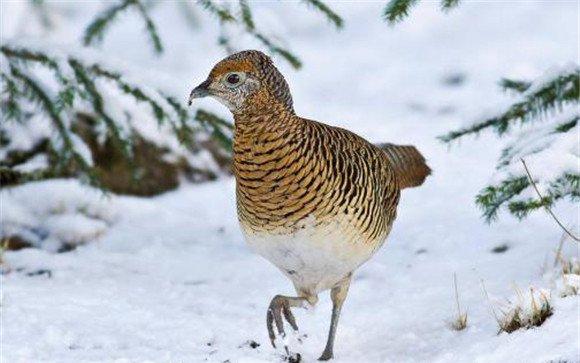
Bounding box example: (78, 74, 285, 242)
(238, 0, 255, 31)
(441, 0, 460, 11)
(83, 0, 134, 46)
(302, 0, 344, 29)
(1, 45, 68, 85)
(163, 95, 198, 145)
(500, 78, 531, 94)
(68, 59, 133, 159)
(496, 114, 579, 168)
(84, 0, 163, 54)
(88, 64, 167, 124)
(1, 72, 23, 122)
(0, 166, 59, 186)
(476, 175, 529, 222)
(439, 68, 580, 142)
(132, 0, 164, 54)
(7, 64, 98, 185)
(383, 0, 419, 24)
(195, 109, 233, 151)
(554, 114, 578, 133)
(251, 32, 302, 69)
(520, 158, 579, 242)
(197, 0, 236, 23)
(1, 44, 234, 188)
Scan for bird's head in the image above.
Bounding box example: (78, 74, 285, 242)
(189, 50, 293, 115)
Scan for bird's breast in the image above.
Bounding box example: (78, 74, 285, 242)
(240, 215, 383, 294)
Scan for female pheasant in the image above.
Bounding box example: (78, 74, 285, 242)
(189, 50, 430, 360)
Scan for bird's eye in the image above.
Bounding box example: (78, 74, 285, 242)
(223, 72, 245, 88)
(227, 74, 240, 84)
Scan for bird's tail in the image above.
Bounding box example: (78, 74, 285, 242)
(377, 143, 431, 189)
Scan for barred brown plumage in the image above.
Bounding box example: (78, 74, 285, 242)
(189, 50, 431, 361)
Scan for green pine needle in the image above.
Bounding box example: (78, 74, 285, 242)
(441, 0, 460, 11)
(84, 0, 163, 54)
(439, 68, 580, 142)
(198, 0, 236, 23)
(252, 32, 302, 70)
(500, 78, 532, 94)
(133, 0, 164, 54)
(83, 0, 134, 46)
(239, 0, 255, 31)
(303, 0, 344, 29)
(383, 0, 419, 24)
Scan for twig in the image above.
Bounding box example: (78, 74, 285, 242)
(520, 158, 579, 242)
(453, 273, 461, 316)
(553, 231, 569, 267)
(450, 272, 467, 330)
(480, 279, 501, 326)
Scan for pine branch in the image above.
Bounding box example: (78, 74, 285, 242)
(89, 64, 166, 124)
(1, 72, 23, 122)
(133, 0, 164, 54)
(83, 0, 134, 46)
(84, 0, 163, 54)
(441, 0, 460, 11)
(8, 64, 98, 185)
(0, 45, 68, 85)
(238, 0, 255, 31)
(500, 78, 531, 94)
(383, 0, 419, 24)
(476, 176, 529, 222)
(0, 166, 59, 186)
(519, 159, 579, 241)
(69, 59, 133, 160)
(197, 0, 236, 23)
(252, 32, 302, 69)
(195, 109, 233, 151)
(497, 114, 579, 168)
(235, 1, 303, 69)
(1, 44, 233, 188)
(302, 0, 344, 29)
(439, 68, 580, 142)
(554, 114, 579, 133)
(476, 171, 579, 223)
(164, 95, 198, 146)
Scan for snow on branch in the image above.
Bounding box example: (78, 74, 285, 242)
(440, 65, 580, 223)
(439, 65, 580, 142)
(1, 44, 232, 188)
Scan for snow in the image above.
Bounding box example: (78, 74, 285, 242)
(1, 1, 579, 363)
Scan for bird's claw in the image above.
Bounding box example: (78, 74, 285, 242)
(266, 295, 301, 356)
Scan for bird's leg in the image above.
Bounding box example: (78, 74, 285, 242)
(266, 294, 307, 355)
(318, 273, 352, 361)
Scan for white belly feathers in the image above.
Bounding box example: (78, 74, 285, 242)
(241, 215, 383, 296)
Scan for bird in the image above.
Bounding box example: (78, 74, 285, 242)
(189, 50, 431, 361)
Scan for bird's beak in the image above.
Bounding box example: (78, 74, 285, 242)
(188, 79, 211, 106)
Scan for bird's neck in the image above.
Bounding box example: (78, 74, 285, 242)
(233, 90, 297, 136)
(234, 109, 296, 134)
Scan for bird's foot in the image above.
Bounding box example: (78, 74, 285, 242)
(267, 295, 303, 359)
(318, 349, 333, 361)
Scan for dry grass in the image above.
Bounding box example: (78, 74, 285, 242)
(449, 273, 468, 331)
(0, 238, 10, 272)
(560, 274, 579, 297)
(496, 287, 552, 334)
(482, 281, 552, 334)
(559, 257, 580, 276)
(557, 256, 579, 298)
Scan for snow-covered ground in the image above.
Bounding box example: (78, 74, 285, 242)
(1, 1, 578, 362)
